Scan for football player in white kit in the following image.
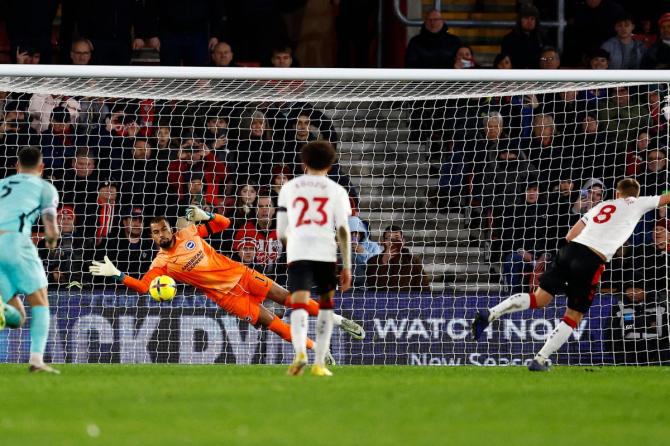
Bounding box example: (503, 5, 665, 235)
(277, 140, 353, 376)
(472, 178, 670, 371)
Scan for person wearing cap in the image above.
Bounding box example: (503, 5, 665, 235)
(501, 4, 547, 69)
(233, 236, 258, 266)
(38, 206, 89, 288)
(100, 206, 153, 277)
(601, 13, 647, 69)
(641, 12, 670, 69)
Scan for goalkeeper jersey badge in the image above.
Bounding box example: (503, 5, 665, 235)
(185, 241, 196, 250)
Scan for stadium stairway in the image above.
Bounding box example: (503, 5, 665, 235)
(323, 102, 504, 294)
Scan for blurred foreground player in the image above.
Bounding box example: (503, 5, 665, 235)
(89, 206, 364, 359)
(278, 141, 353, 377)
(0, 147, 61, 374)
(472, 178, 670, 371)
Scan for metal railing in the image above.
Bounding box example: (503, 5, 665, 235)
(392, 0, 566, 53)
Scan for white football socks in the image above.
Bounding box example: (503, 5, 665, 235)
(535, 320, 574, 364)
(332, 313, 343, 327)
(290, 309, 308, 358)
(314, 310, 334, 367)
(29, 353, 44, 367)
(489, 293, 532, 321)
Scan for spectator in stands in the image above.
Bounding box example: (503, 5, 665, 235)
(229, 182, 258, 229)
(493, 53, 513, 69)
(70, 38, 93, 65)
(566, 0, 624, 66)
(167, 138, 206, 203)
(154, 121, 176, 168)
(544, 178, 580, 254)
(94, 180, 120, 247)
(28, 94, 80, 134)
(97, 104, 141, 171)
(566, 112, 621, 189)
(103, 206, 153, 276)
(538, 47, 561, 69)
(203, 113, 229, 152)
(211, 42, 240, 67)
(641, 13, 670, 69)
(405, 9, 462, 68)
(232, 236, 258, 266)
(348, 215, 382, 288)
(270, 46, 296, 68)
(60, 0, 144, 65)
(121, 137, 173, 216)
(39, 106, 77, 175)
(451, 45, 478, 69)
(625, 131, 651, 176)
(228, 110, 274, 186)
(600, 86, 650, 152)
(15, 45, 41, 64)
(498, 182, 548, 294)
(639, 147, 669, 197)
(571, 178, 605, 215)
(136, 0, 225, 66)
(38, 206, 90, 287)
(58, 148, 101, 244)
(277, 110, 317, 172)
(633, 16, 657, 49)
(522, 113, 564, 189)
(234, 193, 284, 284)
(588, 48, 610, 69)
(538, 90, 583, 136)
(476, 145, 539, 232)
(500, 4, 546, 69)
(0, 100, 32, 178)
(366, 226, 431, 293)
(601, 13, 647, 69)
(270, 164, 293, 198)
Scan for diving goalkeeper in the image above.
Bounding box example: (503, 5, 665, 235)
(88, 206, 365, 354)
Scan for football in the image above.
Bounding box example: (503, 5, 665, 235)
(149, 275, 177, 302)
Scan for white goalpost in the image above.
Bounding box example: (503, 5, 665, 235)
(0, 66, 668, 366)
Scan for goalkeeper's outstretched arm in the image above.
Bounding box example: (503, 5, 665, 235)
(186, 205, 231, 237)
(89, 256, 166, 294)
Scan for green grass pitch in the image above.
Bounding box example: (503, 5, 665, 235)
(1, 365, 669, 446)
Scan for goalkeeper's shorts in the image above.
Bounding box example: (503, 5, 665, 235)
(0, 233, 48, 303)
(206, 267, 273, 325)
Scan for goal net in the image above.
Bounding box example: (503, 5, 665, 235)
(0, 67, 668, 366)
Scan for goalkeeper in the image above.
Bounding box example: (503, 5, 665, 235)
(89, 206, 365, 353)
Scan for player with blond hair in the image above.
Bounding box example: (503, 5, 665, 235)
(472, 178, 670, 371)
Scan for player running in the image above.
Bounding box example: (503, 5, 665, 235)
(471, 178, 670, 371)
(0, 147, 61, 374)
(88, 206, 364, 359)
(278, 140, 353, 377)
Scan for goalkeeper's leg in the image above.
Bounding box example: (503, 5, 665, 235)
(267, 283, 365, 340)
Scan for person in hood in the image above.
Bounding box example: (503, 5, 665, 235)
(348, 216, 382, 288)
(501, 5, 547, 69)
(405, 9, 462, 68)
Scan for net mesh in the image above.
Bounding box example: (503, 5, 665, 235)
(0, 74, 668, 366)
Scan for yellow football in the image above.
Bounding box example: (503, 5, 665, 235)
(149, 275, 177, 302)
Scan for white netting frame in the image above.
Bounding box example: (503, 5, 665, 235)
(0, 67, 668, 366)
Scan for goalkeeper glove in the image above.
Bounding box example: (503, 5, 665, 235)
(89, 256, 124, 281)
(185, 206, 213, 223)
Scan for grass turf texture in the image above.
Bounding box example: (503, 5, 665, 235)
(1, 365, 669, 446)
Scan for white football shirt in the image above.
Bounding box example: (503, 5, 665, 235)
(573, 195, 660, 261)
(278, 174, 352, 263)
